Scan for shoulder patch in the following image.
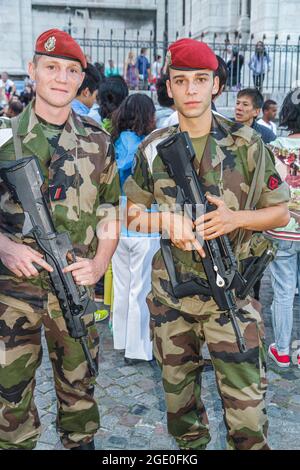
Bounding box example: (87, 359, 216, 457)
(267, 174, 282, 190)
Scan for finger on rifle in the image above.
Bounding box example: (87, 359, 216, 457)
(20, 264, 34, 278)
(27, 246, 44, 257)
(33, 257, 53, 272)
(204, 231, 220, 240)
(206, 193, 223, 206)
(75, 276, 91, 286)
(63, 260, 87, 273)
(203, 225, 220, 236)
(10, 266, 23, 278)
(27, 264, 40, 277)
(192, 238, 206, 258)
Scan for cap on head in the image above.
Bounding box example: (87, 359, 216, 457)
(167, 38, 218, 72)
(35, 29, 87, 69)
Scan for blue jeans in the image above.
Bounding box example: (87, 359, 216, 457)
(269, 239, 300, 354)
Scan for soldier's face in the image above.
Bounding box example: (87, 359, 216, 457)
(167, 69, 219, 119)
(28, 56, 85, 108)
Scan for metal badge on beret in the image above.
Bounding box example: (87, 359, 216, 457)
(44, 36, 56, 52)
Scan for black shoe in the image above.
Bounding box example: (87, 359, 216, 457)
(71, 440, 95, 450)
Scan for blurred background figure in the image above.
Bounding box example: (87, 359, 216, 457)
(124, 51, 138, 90)
(212, 55, 228, 112)
(0, 71, 16, 106)
(136, 48, 151, 90)
(72, 63, 101, 123)
(111, 93, 159, 363)
(155, 75, 175, 128)
(105, 59, 120, 78)
(265, 88, 300, 369)
(94, 62, 106, 82)
(4, 100, 23, 118)
(19, 83, 35, 107)
(257, 99, 278, 136)
(249, 41, 271, 90)
(235, 88, 276, 144)
(227, 45, 244, 90)
(150, 54, 162, 87)
(99, 75, 128, 132)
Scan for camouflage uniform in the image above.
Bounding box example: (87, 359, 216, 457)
(0, 101, 120, 449)
(124, 113, 290, 450)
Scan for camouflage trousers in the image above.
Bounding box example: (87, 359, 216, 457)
(0, 290, 100, 450)
(147, 295, 269, 450)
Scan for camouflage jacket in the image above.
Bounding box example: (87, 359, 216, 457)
(0, 100, 120, 295)
(124, 112, 290, 314)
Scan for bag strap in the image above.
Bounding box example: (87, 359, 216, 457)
(11, 115, 23, 159)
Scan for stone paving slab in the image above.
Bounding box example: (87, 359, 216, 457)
(34, 268, 300, 450)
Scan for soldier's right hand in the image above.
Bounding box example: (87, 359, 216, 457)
(0, 240, 53, 278)
(164, 212, 206, 258)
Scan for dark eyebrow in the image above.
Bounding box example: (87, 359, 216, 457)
(172, 72, 210, 80)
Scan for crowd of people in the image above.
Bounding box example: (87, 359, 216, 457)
(0, 29, 299, 451)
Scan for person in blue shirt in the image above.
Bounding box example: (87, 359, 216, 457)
(71, 63, 101, 122)
(136, 48, 151, 90)
(110, 94, 159, 363)
(235, 88, 276, 144)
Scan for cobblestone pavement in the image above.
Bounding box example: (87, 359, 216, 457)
(34, 268, 300, 450)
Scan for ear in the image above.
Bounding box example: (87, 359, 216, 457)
(253, 107, 260, 118)
(77, 71, 85, 89)
(166, 79, 173, 99)
(212, 76, 220, 96)
(82, 87, 90, 97)
(28, 62, 36, 81)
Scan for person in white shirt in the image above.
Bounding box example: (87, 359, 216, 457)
(0, 72, 16, 106)
(257, 99, 278, 136)
(151, 55, 162, 82)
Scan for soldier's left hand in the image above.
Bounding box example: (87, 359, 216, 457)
(63, 257, 105, 286)
(194, 193, 239, 240)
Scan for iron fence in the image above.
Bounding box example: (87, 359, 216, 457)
(75, 31, 300, 93)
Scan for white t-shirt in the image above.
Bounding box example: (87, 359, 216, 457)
(257, 118, 277, 135)
(151, 61, 162, 79)
(0, 79, 14, 105)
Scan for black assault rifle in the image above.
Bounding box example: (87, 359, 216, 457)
(157, 132, 274, 353)
(0, 157, 98, 376)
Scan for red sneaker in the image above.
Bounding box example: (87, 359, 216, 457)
(268, 343, 290, 368)
(297, 353, 300, 369)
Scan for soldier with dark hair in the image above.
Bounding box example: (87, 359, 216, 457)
(0, 29, 120, 450)
(124, 38, 290, 450)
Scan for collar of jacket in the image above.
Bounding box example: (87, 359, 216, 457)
(15, 99, 88, 160)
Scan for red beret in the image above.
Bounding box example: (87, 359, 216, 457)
(167, 38, 218, 71)
(35, 29, 87, 69)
